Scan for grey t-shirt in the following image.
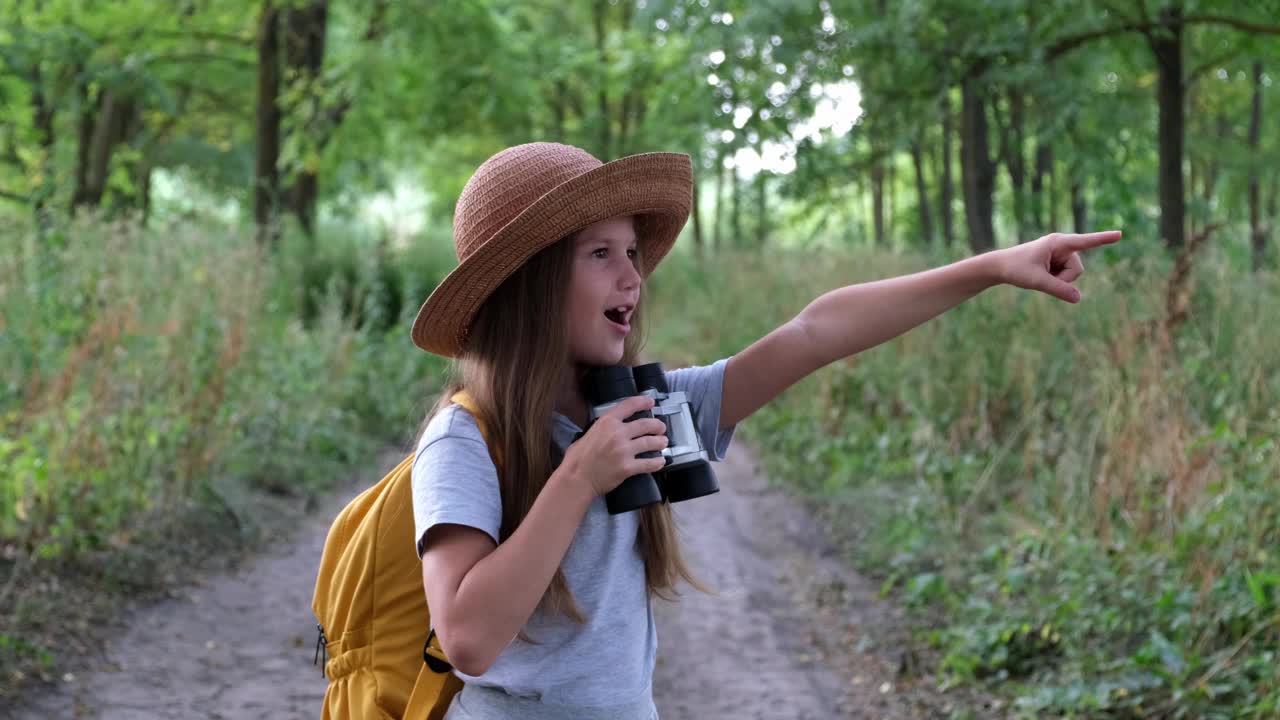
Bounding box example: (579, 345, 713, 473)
(411, 358, 737, 707)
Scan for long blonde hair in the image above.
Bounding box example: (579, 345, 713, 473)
(418, 228, 705, 626)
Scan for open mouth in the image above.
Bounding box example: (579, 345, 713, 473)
(604, 304, 633, 330)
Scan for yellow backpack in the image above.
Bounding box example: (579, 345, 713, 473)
(312, 391, 490, 720)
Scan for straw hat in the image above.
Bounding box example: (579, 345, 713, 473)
(411, 142, 693, 357)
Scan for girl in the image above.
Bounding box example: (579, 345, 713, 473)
(410, 142, 1120, 720)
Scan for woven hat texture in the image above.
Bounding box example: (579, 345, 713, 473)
(411, 142, 693, 357)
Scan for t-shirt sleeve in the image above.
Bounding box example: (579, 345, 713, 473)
(663, 356, 737, 461)
(411, 409, 503, 557)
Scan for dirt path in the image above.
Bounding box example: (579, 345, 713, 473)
(13, 446, 963, 720)
(652, 445, 953, 719)
(9, 464, 356, 720)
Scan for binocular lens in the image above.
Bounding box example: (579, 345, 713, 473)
(584, 362, 669, 404)
(659, 463, 719, 503)
(632, 363, 669, 394)
(584, 365, 638, 405)
(606, 473, 664, 515)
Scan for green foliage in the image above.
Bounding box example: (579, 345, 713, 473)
(649, 246, 1280, 717)
(2, 0, 1279, 711)
(3, 0, 1278, 266)
(0, 216, 449, 559)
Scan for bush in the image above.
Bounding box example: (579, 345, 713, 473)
(0, 214, 452, 690)
(648, 242, 1280, 717)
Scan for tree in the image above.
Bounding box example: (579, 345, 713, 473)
(1047, 1, 1280, 250)
(255, 2, 282, 244)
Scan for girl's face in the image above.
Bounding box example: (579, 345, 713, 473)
(567, 215, 642, 367)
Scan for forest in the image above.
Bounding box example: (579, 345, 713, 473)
(3, 1, 1279, 716)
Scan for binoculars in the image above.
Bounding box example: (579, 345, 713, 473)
(579, 362, 720, 515)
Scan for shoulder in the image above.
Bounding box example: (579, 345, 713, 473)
(420, 403, 485, 446)
(415, 403, 493, 465)
(410, 403, 503, 552)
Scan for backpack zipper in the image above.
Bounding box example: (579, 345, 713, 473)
(314, 623, 328, 678)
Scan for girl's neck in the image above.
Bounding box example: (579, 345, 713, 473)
(554, 365, 591, 429)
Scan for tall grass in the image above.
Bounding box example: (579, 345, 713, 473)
(0, 215, 452, 686)
(648, 239, 1280, 717)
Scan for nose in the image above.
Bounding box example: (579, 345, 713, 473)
(618, 255, 641, 291)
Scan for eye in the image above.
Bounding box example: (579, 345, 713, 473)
(590, 246, 638, 260)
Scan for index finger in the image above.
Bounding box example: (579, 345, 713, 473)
(1058, 230, 1121, 253)
(606, 394, 655, 418)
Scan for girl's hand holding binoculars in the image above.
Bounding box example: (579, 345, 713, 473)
(564, 395, 668, 497)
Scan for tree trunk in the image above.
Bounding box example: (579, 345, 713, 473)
(865, 174, 874, 245)
(30, 83, 55, 166)
(1187, 155, 1197, 235)
(71, 64, 95, 212)
(1267, 169, 1279, 268)
(911, 139, 934, 246)
(283, 0, 328, 237)
(1199, 113, 1228, 233)
(116, 108, 147, 213)
(1149, 7, 1187, 250)
(616, 3, 639, 155)
(961, 78, 996, 253)
(30, 69, 55, 223)
(939, 92, 955, 248)
(887, 150, 896, 245)
(1009, 88, 1027, 239)
(618, 91, 634, 156)
(138, 162, 153, 222)
(80, 90, 134, 208)
(755, 171, 767, 248)
(1048, 148, 1059, 230)
(713, 152, 724, 252)
(871, 157, 885, 247)
(691, 156, 703, 258)
(731, 165, 741, 247)
(632, 94, 647, 146)
(753, 136, 767, 247)
(995, 87, 1028, 239)
(1031, 140, 1052, 230)
(627, 85, 649, 158)
(290, 173, 319, 239)
(593, 0, 611, 159)
(83, 90, 115, 207)
(552, 80, 567, 139)
(1071, 174, 1087, 233)
(255, 3, 282, 246)
(1248, 61, 1265, 272)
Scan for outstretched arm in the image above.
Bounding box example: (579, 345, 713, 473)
(719, 231, 1122, 429)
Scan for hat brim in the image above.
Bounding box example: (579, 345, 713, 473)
(411, 152, 693, 357)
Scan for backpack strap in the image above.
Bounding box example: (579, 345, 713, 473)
(450, 390, 502, 469)
(423, 627, 452, 672)
(406, 639, 464, 720)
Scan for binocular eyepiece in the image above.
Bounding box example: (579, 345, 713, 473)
(580, 362, 720, 515)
